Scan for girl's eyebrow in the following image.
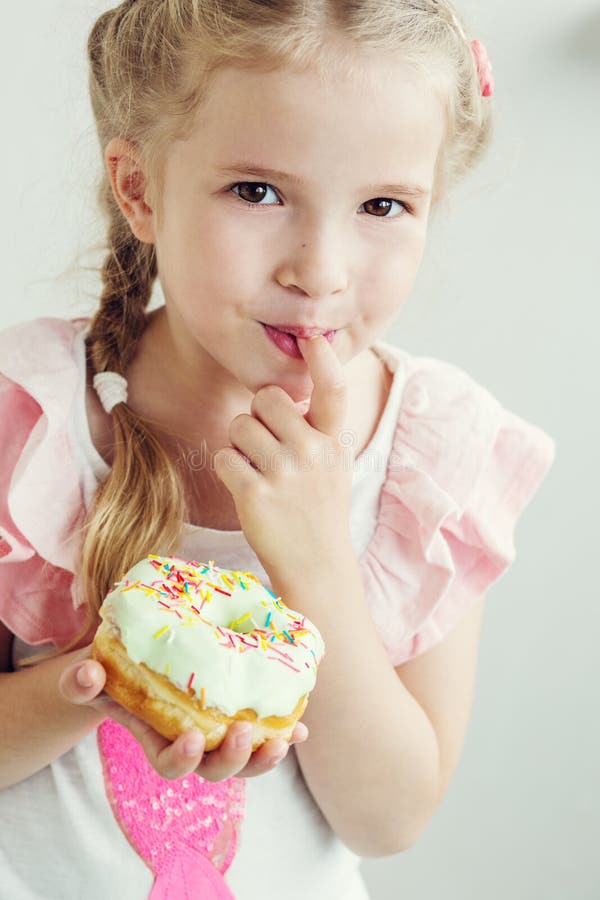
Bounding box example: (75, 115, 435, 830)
(215, 163, 430, 198)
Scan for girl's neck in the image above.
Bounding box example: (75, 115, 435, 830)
(86, 306, 393, 528)
(123, 305, 392, 458)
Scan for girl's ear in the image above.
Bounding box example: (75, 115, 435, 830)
(104, 137, 156, 244)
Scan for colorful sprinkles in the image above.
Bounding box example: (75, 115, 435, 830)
(112, 557, 322, 700)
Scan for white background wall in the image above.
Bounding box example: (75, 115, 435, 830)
(1, 2, 598, 898)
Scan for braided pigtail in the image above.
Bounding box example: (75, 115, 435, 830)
(74, 179, 187, 624)
(19, 186, 187, 665)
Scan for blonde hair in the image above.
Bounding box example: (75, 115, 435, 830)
(69, 0, 493, 647)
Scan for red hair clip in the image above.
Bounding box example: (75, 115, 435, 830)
(471, 39, 495, 97)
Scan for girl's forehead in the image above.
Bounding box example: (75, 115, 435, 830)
(198, 51, 444, 118)
(174, 57, 445, 185)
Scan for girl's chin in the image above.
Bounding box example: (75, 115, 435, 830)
(252, 376, 313, 405)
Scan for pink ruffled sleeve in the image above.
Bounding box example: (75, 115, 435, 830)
(360, 354, 556, 666)
(0, 317, 93, 646)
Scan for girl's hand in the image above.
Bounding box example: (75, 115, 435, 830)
(58, 648, 308, 782)
(214, 335, 354, 583)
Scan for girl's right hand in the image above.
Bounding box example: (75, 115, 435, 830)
(58, 646, 308, 782)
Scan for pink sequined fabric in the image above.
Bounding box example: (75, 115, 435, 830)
(98, 719, 246, 898)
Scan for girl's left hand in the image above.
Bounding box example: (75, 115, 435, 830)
(214, 335, 354, 583)
(59, 649, 309, 782)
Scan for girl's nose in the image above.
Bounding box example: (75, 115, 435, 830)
(274, 226, 349, 299)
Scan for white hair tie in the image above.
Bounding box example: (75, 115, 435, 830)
(93, 371, 128, 414)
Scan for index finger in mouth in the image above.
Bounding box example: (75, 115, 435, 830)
(296, 335, 347, 436)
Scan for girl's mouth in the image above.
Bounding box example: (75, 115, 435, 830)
(261, 324, 337, 359)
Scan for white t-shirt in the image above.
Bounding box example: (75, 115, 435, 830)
(1, 324, 407, 900)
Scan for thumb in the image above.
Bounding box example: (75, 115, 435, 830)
(58, 648, 107, 705)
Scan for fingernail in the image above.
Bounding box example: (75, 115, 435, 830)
(292, 723, 309, 743)
(183, 733, 205, 757)
(234, 725, 253, 749)
(76, 665, 94, 688)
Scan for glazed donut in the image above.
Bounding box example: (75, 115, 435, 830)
(92, 555, 325, 751)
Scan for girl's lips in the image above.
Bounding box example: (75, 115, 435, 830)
(261, 324, 336, 359)
(268, 325, 336, 339)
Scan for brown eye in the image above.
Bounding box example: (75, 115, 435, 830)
(361, 197, 404, 218)
(233, 182, 276, 204)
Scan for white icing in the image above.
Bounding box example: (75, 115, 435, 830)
(100, 555, 325, 717)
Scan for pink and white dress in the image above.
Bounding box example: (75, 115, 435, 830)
(0, 317, 555, 899)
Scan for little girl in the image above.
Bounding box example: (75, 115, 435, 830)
(0, 2, 554, 898)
